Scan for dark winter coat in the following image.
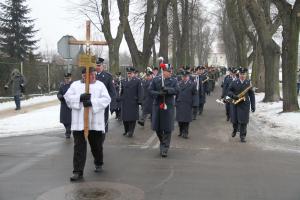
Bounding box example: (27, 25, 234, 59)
(193, 75, 203, 107)
(149, 76, 179, 132)
(120, 77, 143, 121)
(142, 79, 154, 115)
(57, 81, 72, 125)
(221, 75, 233, 98)
(5, 69, 26, 96)
(96, 71, 117, 111)
(228, 79, 255, 124)
(199, 74, 209, 104)
(176, 79, 197, 122)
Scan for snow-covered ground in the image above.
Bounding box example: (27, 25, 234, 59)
(252, 93, 300, 141)
(0, 94, 299, 140)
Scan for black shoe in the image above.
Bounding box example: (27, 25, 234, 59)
(127, 132, 133, 137)
(123, 132, 127, 136)
(138, 121, 144, 126)
(15, 107, 21, 110)
(65, 135, 71, 139)
(232, 131, 237, 138)
(182, 134, 188, 139)
(178, 133, 182, 137)
(161, 151, 168, 157)
(70, 173, 83, 182)
(240, 137, 246, 143)
(94, 165, 103, 172)
(226, 116, 230, 121)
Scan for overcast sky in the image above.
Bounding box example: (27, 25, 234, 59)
(1, 0, 217, 55)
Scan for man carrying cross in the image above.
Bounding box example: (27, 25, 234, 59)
(64, 67, 111, 181)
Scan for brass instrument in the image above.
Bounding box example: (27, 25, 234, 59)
(202, 76, 209, 84)
(232, 84, 252, 105)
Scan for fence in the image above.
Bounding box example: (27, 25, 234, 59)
(0, 60, 83, 97)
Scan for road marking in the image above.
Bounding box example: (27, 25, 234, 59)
(141, 132, 157, 149)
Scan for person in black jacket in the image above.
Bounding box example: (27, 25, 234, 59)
(120, 67, 143, 137)
(176, 70, 197, 138)
(149, 62, 179, 157)
(57, 73, 73, 138)
(228, 68, 255, 143)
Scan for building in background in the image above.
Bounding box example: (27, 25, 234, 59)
(207, 41, 227, 67)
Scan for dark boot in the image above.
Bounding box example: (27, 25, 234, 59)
(94, 165, 103, 173)
(70, 173, 83, 182)
(232, 130, 237, 138)
(240, 137, 246, 143)
(138, 121, 144, 126)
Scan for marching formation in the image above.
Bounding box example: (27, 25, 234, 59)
(55, 57, 255, 181)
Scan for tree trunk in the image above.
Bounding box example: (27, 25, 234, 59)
(225, 0, 247, 67)
(159, 0, 170, 63)
(251, 43, 265, 92)
(277, 1, 300, 111)
(101, 0, 129, 74)
(245, 0, 281, 102)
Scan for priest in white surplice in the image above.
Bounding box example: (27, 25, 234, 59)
(64, 67, 111, 181)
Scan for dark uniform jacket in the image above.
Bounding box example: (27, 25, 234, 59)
(120, 77, 143, 121)
(142, 79, 154, 115)
(96, 71, 117, 111)
(149, 76, 179, 132)
(193, 75, 203, 107)
(221, 75, 233, 98)
(57, 81, 72, 125)
(176, 79, 197, 122)
(199, 74, 209, 104)
(228, 79, 255, 124)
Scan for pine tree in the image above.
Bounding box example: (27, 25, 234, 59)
(0, 0, 38, 61)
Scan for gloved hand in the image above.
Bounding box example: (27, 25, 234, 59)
(80, 93, 91, 102)
(83, 100, 92, 107)
(4, 85, 8, 90)
(232, 94, 239, 100)
(159, 90, 167, 96)
(251, 107, 255, 113)
(57, 94, 64, 101)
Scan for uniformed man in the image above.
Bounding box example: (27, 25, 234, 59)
(149, 62, 179, 157)
(228, 67, 255, 143)
(176, 70, 197, 138)
(196, 66, 209, 115)
(138, 68, 154, 126)
(221, 67, 233, 121)
(113, 72, 122, 120)
(57, 73, 73, 138)
(120, 67, 143, 137)
(95, 57, 117, 133)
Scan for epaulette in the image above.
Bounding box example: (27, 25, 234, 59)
(105, 71, 113, 77)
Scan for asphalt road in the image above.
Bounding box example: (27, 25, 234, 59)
(1, 81, 300, 200)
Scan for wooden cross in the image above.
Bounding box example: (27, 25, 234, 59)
(69, 20, 108, 138)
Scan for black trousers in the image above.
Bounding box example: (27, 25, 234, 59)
(232, 123, 247, 138)
(198, 103, 204, 114)
(72, 131, 105, 175)
(156, 131, 172, 152)
(14, 95, 21, 109)
(104, 106, 109, 133)
(178, 122, 190, 136)
(192, 107, 198, 119)
(123, 121, 136, 135)
(63, 124, 71, 136)
(225, 102, 230, 119)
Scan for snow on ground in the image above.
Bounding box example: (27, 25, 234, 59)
(252, 93, 300, 141)
(0, 95, 57, 111)
(0, 105, 64, 137)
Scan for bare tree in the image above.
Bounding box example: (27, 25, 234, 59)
(245, 0, 281, 102)
(271, 0, 300, 112)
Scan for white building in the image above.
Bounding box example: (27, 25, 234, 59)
(207, 41, 227, 67)
(207, 52, 227, 67)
